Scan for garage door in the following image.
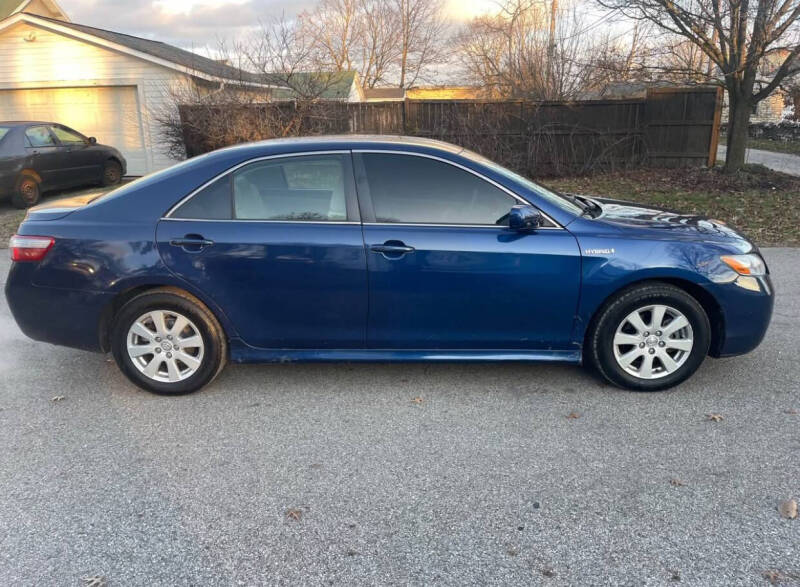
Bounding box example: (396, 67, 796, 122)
(0, 86, 148, 175)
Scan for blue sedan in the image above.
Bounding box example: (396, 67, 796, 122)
(5, 136, 774, 394)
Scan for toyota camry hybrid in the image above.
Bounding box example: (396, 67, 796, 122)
(5, 136, 774, 394)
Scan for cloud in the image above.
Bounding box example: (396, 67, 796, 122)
(62, 0, 318, 48)
(59, 0, 499, 52)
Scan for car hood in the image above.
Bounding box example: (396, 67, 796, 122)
(590, 196, 753, 249)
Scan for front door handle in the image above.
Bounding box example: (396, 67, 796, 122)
(170, 235, 214, 251)
(370, 241, 415, 259)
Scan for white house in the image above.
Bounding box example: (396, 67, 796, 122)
(0, 1, 276, 175)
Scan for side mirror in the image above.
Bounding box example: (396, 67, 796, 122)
(88, 137, 97, 145)
(509, 204, 542, 231)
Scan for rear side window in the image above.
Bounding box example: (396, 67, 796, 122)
(358, 153, 516, 225)
(172, 175, 232, 220)
(25, 126, 56, 148)
(0, 127, 9, 143)
(232, 155, 349, 221)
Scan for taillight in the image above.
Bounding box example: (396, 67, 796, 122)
(9, 235, 55, 262)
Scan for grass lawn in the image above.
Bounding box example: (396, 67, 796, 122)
(0, 209, 25, 246)
(546, 165, 800, 247)
(719, 134, 800, 156)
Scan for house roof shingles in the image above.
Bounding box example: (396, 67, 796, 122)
(364, 87, 405, 100)
(270, 71, 358, 100)
(0, 0, 22, 19)
(27, 14, 269, 85)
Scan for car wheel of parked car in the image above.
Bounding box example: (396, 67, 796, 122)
(102, 160, 123, 186)
(12, 173, 41, 209)
(587, 282, 711, 391)
(111, 289, 227, 394)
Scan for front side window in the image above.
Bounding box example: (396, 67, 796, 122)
(358, 153, 517, 225)
(51, 125, 86, 145)
(233, 155, 350, 221)
(25, 126, 56, 148)
(460, 148, 582, 216)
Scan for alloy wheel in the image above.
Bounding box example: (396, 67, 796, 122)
(612, 304, 694, 380)
(127, 310, 205, 383)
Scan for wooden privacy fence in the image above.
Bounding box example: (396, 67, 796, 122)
(179, 86, 722, 177)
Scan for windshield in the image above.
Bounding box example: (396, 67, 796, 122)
(460, 149, 583, 215)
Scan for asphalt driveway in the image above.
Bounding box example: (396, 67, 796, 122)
(0, 250, 798, 586)
(717, 145, 800, 177)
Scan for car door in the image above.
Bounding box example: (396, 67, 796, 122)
(49, 125, 101, 186)
(156, 152, 368, 349)
(23, 125, 63, 188)
(354, 151, 581, 351)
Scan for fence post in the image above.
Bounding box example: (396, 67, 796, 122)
(707, 86, 724, 168)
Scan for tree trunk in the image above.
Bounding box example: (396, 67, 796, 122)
(793, 90, 800, 121)
(724, 93, 752, 173)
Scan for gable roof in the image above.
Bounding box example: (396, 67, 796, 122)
(2, 12, 279, 87)
(31, 14, 268, 84)
(0, 0, 68, 21)
(270, 71, 360, 101)
(364, 87, 405, 101)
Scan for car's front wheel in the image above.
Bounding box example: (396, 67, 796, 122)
(586, 282, 711, 391)
(111, 289, 227, 394)
(102, 159, 123, 186)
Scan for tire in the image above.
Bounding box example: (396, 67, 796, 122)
(12, 173, 41, 208)
(586, 282, 711, 391)
(110, 288, 227, 395)
(102, 159, 123, 186)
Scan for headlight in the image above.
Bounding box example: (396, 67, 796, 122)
(720, 254, 767, 276)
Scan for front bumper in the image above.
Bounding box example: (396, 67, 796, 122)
(706, 275, 774, 357)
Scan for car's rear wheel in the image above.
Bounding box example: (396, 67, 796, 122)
(111, 289, 227, 394)
(12, 173, 41, 208)
(586, 282, 711, 391)
(102, 159, 123, 186)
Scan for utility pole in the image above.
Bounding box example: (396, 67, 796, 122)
(547, 0, 558, 97)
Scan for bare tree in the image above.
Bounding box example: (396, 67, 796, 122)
(597, 0, 800, 172)
(584, 23, 654, 92)
(298, 0, 362, 72)
(394, 0, 448, 88)
(295, 0, 443, 89)
(457, 0, 623, 100)
(359, 0, 401, 87)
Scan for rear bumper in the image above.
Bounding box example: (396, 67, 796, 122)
(5, 262, 110, 352)
(706, 275, 774, 357)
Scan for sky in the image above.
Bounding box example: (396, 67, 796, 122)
(61, 0, 506, 48)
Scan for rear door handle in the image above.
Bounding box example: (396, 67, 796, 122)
(170, 236, 214, 251)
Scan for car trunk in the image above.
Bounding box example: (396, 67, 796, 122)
(25, 193, 103, 221)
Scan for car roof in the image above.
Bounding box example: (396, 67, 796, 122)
(0, 121, 55, 127)
(213, 134, 466, 158)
